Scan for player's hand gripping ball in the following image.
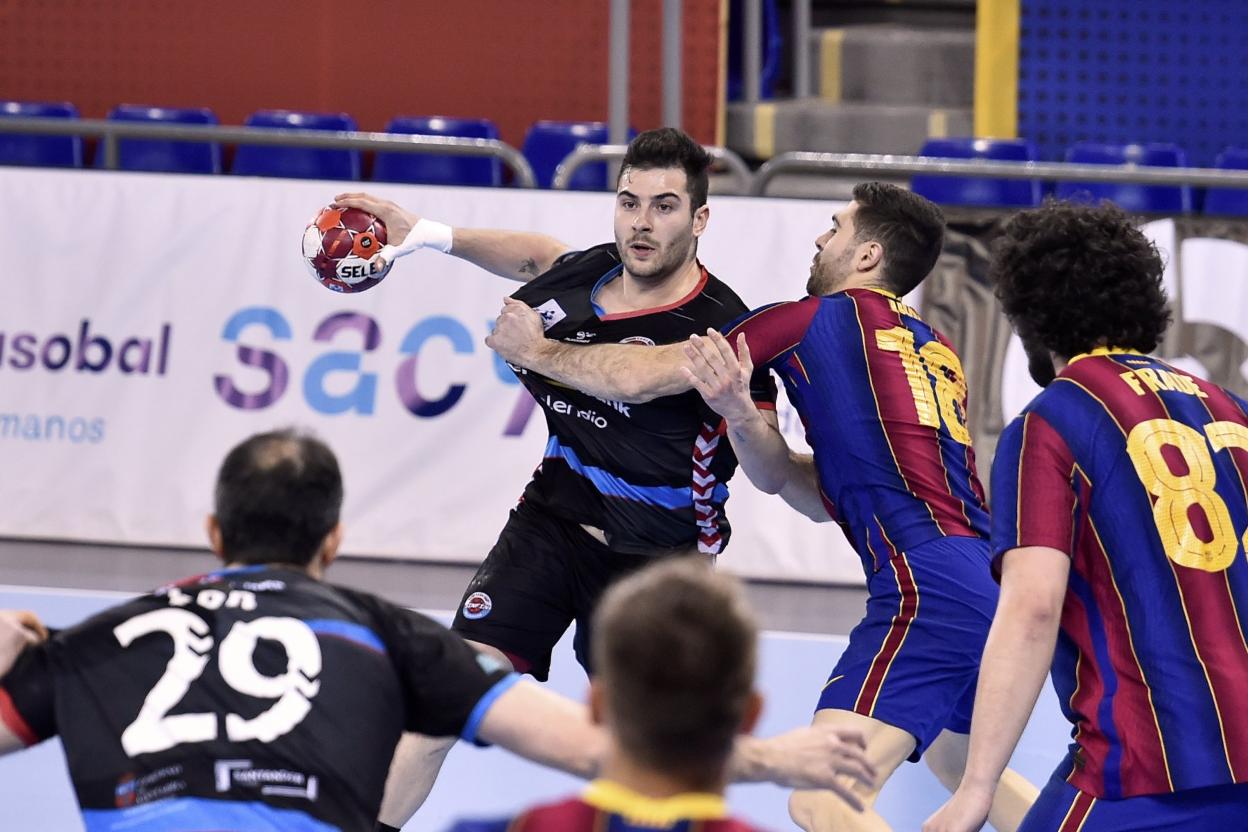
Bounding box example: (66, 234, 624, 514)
(303, 206, 391, 293)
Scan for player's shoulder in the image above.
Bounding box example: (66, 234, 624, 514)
(695, 267, 753, 318)
(447, 796, 596, 832)
(326, 582, 444, 635)
(543, 243, 620, 281)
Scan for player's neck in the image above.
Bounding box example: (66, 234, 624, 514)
(222, 560, 323, 580)
(842, 271, 891, 295)
(603, 257, 702, 314)
(599, 747, 727, 800)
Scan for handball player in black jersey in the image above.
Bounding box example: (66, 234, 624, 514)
(0, 430, 611, 832)
(337, 130, 774, 683)
(335, 129, 780, 827)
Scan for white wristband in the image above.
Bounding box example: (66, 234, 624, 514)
(376, 218, 454, 265)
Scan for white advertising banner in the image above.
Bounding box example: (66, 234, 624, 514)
(0, 169, 866, 583)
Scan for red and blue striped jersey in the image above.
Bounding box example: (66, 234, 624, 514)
(444, 780, 765, 831)
(991, 348, 1248, 799)
(726, 288, 989, 574)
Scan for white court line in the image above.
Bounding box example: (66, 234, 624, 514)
(0, 584, 137, 600)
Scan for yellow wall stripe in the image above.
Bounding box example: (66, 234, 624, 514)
(715, 0, 729, 147)
(820, 28, 844, 103)
(974, 0, 1020, 138)
(753, 102, 776, 159)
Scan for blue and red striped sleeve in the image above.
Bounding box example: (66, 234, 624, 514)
(722, 297, 821, 366)
(990, 411, 1079, 565)
(722, 298, 819, 410)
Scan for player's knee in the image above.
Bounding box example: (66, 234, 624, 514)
(788, 791, 818, 831)
(924, 735, 969, 792)
(789, 789, 855, 832)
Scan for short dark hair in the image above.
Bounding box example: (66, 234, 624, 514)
(991, 200, 1172, 359)
(852, 182, 946, 295)
(592, 558, 756, 784)
(213, 429, 343, 567)
(618, 127, 712, 212)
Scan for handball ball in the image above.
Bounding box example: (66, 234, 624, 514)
(303, 206, 391, 293)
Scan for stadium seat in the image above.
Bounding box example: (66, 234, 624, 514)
(233, 110, 360, 180)
(373, 116, 502, 186)
(0, 100, 82, 167)
(105, 105, 221, 174)
(1056, 142, 1192, 214)
(910, 138, 1041, 208)
(1203, 147, 1248, 216)
(727, 0, 782, 101)
(522, 121, 613, 190)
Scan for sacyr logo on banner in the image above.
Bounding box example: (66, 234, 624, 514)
(214, 307, 538, 435)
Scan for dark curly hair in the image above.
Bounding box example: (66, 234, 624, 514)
(991, 200, 1172, 360)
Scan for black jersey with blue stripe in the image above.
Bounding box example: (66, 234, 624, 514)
(508, 244, 775, 556)
(0, 565, 511, 832)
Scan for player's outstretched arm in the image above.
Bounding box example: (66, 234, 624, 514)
(474, 678, 607, 779)
(923, 546, 1068, 832)
(333, 192, 571, 282)
(487, 298, 693, 402)
(729, 726, 877, 810)
(684, 332, 830, 520)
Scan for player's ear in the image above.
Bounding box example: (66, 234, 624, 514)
(739, 689, 764, 735)
(318, 523, 344, 570)
(205, 515, 225, 562)
(858, 240, 884, 273)
(692, 203, 710, 238)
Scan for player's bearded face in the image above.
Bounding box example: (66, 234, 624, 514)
(807, 207, 860, 296)
(614, 167, 704, 282)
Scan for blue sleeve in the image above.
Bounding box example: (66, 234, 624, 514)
(989, 417, 1027, 567)
(443, 820, 512, 832)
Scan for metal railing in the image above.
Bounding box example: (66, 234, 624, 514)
(0, 117, 538, 187)
(751, 152, 1248, 197)
(7, 116, 1248, 204)
(551, 144, 754, 194)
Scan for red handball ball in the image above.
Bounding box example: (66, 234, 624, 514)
(302, 206, 392, 293)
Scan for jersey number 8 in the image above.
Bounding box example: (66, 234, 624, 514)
(876, 327, 971, 445)
(113, 608, 322, 757)
(1126, 418, 1248, 572)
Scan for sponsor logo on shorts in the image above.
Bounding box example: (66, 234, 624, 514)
(619, 335, 655, 346)
(462, 591, 493, 620)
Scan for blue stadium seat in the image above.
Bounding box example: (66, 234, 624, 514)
(1203, 147, 1248, 216)
(373, 116, 502, 186)
(0, 101, 82, 167)
(911, 138, 1041, 207)
(106, 105, 220, 174)
(1056, 142, 1192, 213)
(233, 110, 359, 180)
(522, 121, 612, 190)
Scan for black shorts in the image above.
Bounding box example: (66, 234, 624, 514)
(452, 500, 697, 681)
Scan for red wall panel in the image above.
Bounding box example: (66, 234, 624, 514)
(0, 0, 723, 148)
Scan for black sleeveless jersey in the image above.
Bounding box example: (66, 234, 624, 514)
(0, 565, 512, 832)
(508, 244, 776, 556)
